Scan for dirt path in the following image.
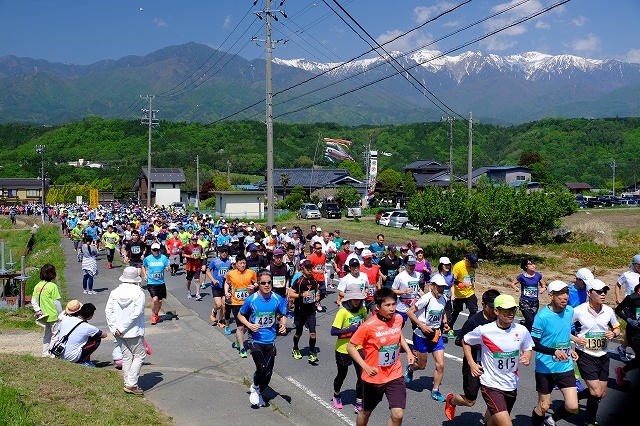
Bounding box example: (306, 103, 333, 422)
(0, 330, 42, 356)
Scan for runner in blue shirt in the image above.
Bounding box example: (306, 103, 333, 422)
(205, 246, 232, 327)
(531, 280, 579, 426)
(368, 234, 386, 265)
(238, 269, 287, 407)
(510, 258, 546, 331)
(142, 243, 170, 325)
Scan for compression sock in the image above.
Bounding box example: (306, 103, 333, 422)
(293, 334, 300, 350)
(309, 337, 316, 353)
(551, 405, 573, 422)
(586, 394, 601, 424)
(578, 389, 590, 400)
(531, 409, 544, 426)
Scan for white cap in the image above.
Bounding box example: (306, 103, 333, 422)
(547, 280, 568, 293)
(575, 268, 594, 282)
(361, 249, 373, 258)
(354, 241, 365, 249)
(430, 274, 447, 287)
(271, 229, 278, 235)
(586, 279, 609, 292)
(316, 227, 322, 232)
(151, 243, 161, 250)
(439, 256, 451, 265)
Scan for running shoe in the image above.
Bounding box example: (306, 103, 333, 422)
(187, 292, 193, 299)
(77, 360, 96, 368)
(447, 329, 455, 339)
(217, 321, 226, 328)
(232, 341, 239, 349)
(123, 385, 144, 395)
(332, 396, 343, 409)
(249, 384, 260, 406)
(200, 283, 207, 289)
(542, 415, 556, 426)
(354, 401, 363, 414)
(617, 345, 631, 362)
(239, 348, 247, 358)
(258, 392, 266, 407)
(575, 379, 585, 392)
(316, 304, 325, 312)
(404, 365, 414, 383)
(431, 390, 446, 402)
(224, 325, 231, 335)
(308, 352, 318, 363)
(88, 290, 97, 295)
(83, 290, 88, 294)
(584, 422, 599, 426)
(616, 366, 626, 387)
(195, 294, 203, 301)
(445, 393, 456, 420)
(151, 314, 159, 325)
(292, 349, 302, 359)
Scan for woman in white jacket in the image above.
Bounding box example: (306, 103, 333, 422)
(105, 266, 146, 395)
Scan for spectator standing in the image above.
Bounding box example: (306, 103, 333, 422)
(31, 263, 63, 357)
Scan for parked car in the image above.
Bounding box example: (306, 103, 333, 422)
(582, 196, 605, 208)
(320, 202, 342, 219)
(378, 211, 392, 226)
(388, 210, 409, 228)
(345, 205, 362, 218)
(297, 203, 321, 219)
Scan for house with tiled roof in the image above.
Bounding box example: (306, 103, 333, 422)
(133, 168, 186, 206)
(461, 166, 532, 188)
(565, 182, 592, 194)
(256, 168, 365, 198)
(402, 159, 463, 188)
(0, 178, 51, 203)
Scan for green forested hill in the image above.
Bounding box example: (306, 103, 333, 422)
(1, 116, 639, 193)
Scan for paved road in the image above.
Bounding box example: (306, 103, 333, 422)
(162, 257, 638, 426)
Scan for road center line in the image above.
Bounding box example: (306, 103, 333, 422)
(286, 376, 356, 426)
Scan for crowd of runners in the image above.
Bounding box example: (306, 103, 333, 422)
(43, 203, 639, 426)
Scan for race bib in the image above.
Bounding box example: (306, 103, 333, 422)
(408, 280, 420, 293)
(427, 309, 443, 326)
(303, 289, 316, 304)
(192, 250, 201, 258)
(315, 265, 324, 271)
(367, 284, 377, 297)
(151, 272, 163, 280)
(523, 286, 538, 298)
(552, 342, 572, 362)
(378, 343, 399, 367)
(349, 314, 364, 327)
(131, 246, 141, 254)
(218, 267, 229, 277)
(584, 332, 607, 351)
(273, 276, 286, 288)
(492, 349, 519, 372)
(256, 312, 275, 328)
(234, 289, 249, 301)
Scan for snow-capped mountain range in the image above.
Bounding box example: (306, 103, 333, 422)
(0, 42, 638, 125)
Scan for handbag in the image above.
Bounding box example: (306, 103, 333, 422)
(49, 320, 86, 357)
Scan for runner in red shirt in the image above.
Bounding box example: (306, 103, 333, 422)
(182, 235, 204, 300)
(308, 241, 328, 312)
(348, 287, 414, 426)
(361, 250, 382, 316)
(334, 240, 352, 279)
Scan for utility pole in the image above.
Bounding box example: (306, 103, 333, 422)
(227, 160, 231, 185)
(363, 135, 372, 208)
(141, 95, 158, 208)
(443, 117, 454, 187)
(468, 112, 473, 190)
(35, 145, 45, 224)
(196, 155, 200, 210)
(611, 159, 616, 196)
(254, 0, 287, 226)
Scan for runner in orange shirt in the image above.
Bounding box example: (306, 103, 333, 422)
(224, 254, 258, 358)
(308, 241, 328, 312)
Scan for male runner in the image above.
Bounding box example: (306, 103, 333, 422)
(347, 287, 415, 426)
(238, 269, 287, 407)
(141, 243, 170, 325)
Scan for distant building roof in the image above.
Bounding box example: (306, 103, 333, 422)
(140, 168, 186, 183)
(257, 168, 364, 190)
(565, 182, 592, 190)
(461, 166, 531, 183)
(0, 178, 51, 189)
(403, 160, 446, 171)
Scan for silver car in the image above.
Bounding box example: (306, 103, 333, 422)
(387, 210, 409, 228)
(297, 203, 321, 219)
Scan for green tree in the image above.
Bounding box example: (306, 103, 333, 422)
(335, 185, 361, 208)
(518, 151, 544, 166)
(376, 169, 402, 199)
(280, 173, 290, 199)
(403, 171, 417, 199)
(407, 183, 576, 258)
(337, 160, 365, 179)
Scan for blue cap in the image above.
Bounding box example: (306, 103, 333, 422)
(248, 243, 258, 251)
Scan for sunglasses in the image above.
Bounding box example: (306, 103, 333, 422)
(592, 289, 608, 295)
(497, 307, 518, 314)
(259, 280, 272, 285)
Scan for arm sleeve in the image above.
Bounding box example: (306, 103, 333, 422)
(615, 297, 630, 321)
(532, 336, 557, 355)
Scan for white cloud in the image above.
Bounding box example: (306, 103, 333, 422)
(480, 0, 543, 51)
(571, 15, 588, 26)
(535, 21, 549, 29)
(625, 49, 640, 64)
(568, 33, 600, 55)
(413, 2, 457, 23)
(376, 30, 436, 53)
(153, 18, 167, 28)
(442, 20, 460, 28)
(224, 15, 231, 28)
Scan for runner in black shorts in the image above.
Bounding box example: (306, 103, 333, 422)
(289, 260, 320, 363)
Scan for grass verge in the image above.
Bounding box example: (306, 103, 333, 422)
(0, 354, 172, 426)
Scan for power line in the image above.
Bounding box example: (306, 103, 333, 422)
(274, 0, 571, 119)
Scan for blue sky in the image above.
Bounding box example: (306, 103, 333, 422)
(1, 0, 638, 65)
